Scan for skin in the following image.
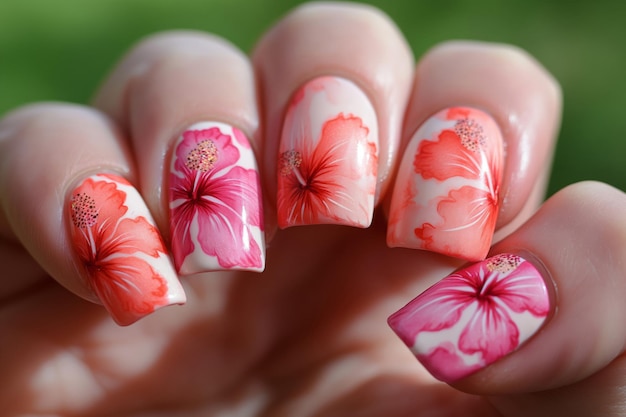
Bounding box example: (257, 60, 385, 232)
(1, 3, 626, 416)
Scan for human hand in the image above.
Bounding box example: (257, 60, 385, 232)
(2, 3, 624, 416)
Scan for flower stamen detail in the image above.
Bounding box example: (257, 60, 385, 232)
(280, 149, 307, 187)
(71, 192, 98, 229)
(185, 139, 218, 172)
(455, 118, 486, 152)
(486, 254, 522, 273)
(280, 150, 302, 175)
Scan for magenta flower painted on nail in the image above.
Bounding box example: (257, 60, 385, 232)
(388, 254, 550, 383)
(169, 123, 264, 274)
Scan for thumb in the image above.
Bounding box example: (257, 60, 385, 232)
(388, 181, 626, 416)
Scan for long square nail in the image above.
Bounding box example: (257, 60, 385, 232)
(387, 107, 503, 261)
(388, 254, 550, 383)
(68, 173, 185, 325)
(277, 76, 379, 228)
(169, 121, 265, 275)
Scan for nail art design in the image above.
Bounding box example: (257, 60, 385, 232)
(277, 76, 378, 228)
(169, 122, 264, 274)
(68, 174, 185, 325)
(388, 254, 550, 383)
(387, 107, 503, 261)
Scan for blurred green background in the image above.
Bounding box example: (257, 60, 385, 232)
(1, 0, 625, 195)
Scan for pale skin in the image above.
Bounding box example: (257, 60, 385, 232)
(1, 3, 626, 416)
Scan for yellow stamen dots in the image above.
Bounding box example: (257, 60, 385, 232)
(186, 140, 218, 172)
(487, 254, 522, 273)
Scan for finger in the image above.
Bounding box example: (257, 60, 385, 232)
(252, 2, 414, 228)
(93, 31, 265, 275)
(0, 104, 185, 325)
(387, 41, 562, 261)
(388, 182, 626, 414)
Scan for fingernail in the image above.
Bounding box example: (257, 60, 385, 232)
(169, 122, 265, 274)
(68, 174, 186, 326)
(387, 107, 503, 261)
(277, 76, 379, 228)
(388, 254, 550, 383)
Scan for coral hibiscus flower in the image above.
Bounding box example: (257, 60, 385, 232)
(413, 116, 501, 259)
(387, 107, 503, 261)
(69, 175, 177, 325)
(277, 114, 377, 227)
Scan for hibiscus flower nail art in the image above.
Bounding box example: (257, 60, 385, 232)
(388, 254, 550, 383)
(68, 174, 185, 326)
(277, 76, 379, 228)
(387, 107, 503, 261)
(169, 122, 264, 275)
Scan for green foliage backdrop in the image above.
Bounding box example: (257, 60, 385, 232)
(1, 0, 625, 194)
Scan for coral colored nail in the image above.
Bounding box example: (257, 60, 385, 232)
(277, 76, 379, 228)
(68, 174, 186, 326)
(387, 107, 503, 261)
(388, 254, 550, 383)
(169, 122, 265, 275)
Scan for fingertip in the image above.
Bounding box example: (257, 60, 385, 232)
(403, 40, 562, 231)
(94, 31, 268, 275)
(253, 1, 414, 228)
(0, 103, 186, 325)
(388, 181, 626, 394)
(385, 40, 562, 261)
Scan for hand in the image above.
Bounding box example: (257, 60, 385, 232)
(1, 3, 624, 416)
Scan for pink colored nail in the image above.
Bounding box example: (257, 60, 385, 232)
(277, 76, 379, 228)
(169, 122, 265, 275)
(388, 254, 550, 383)
(68, 174, 185, 326)
(387, 107, 503, 261)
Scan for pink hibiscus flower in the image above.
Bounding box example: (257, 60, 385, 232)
(388, 254, 550, 382)
(277, 114, 377, 227)
(169, 127, 263, 272)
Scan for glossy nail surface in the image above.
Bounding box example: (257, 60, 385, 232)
(387, 107, 503, 261)
(169, 122, 265, 274)
(68, 174, 185, 325)
(388, 254, 550, 383)
(277, 76, 378, 228)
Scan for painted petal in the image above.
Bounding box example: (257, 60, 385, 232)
(417, 343, 483, 383)
(386, 176, 422, 245)
(309, 114, 374, 222)
(93, 255, 170, 325)
(458, 301, 520, 364)
(413, 130, 483, 181)
(388, 273, 476, 346)
(195, 167, 264, 269)
(169, 207, 195, 271)
(175, 127, 240, 175)
(107, 216, 166, 258)
(444, 107, 473, 120)
(415, 186, 498, 260)
(491, 260, 551, 316)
